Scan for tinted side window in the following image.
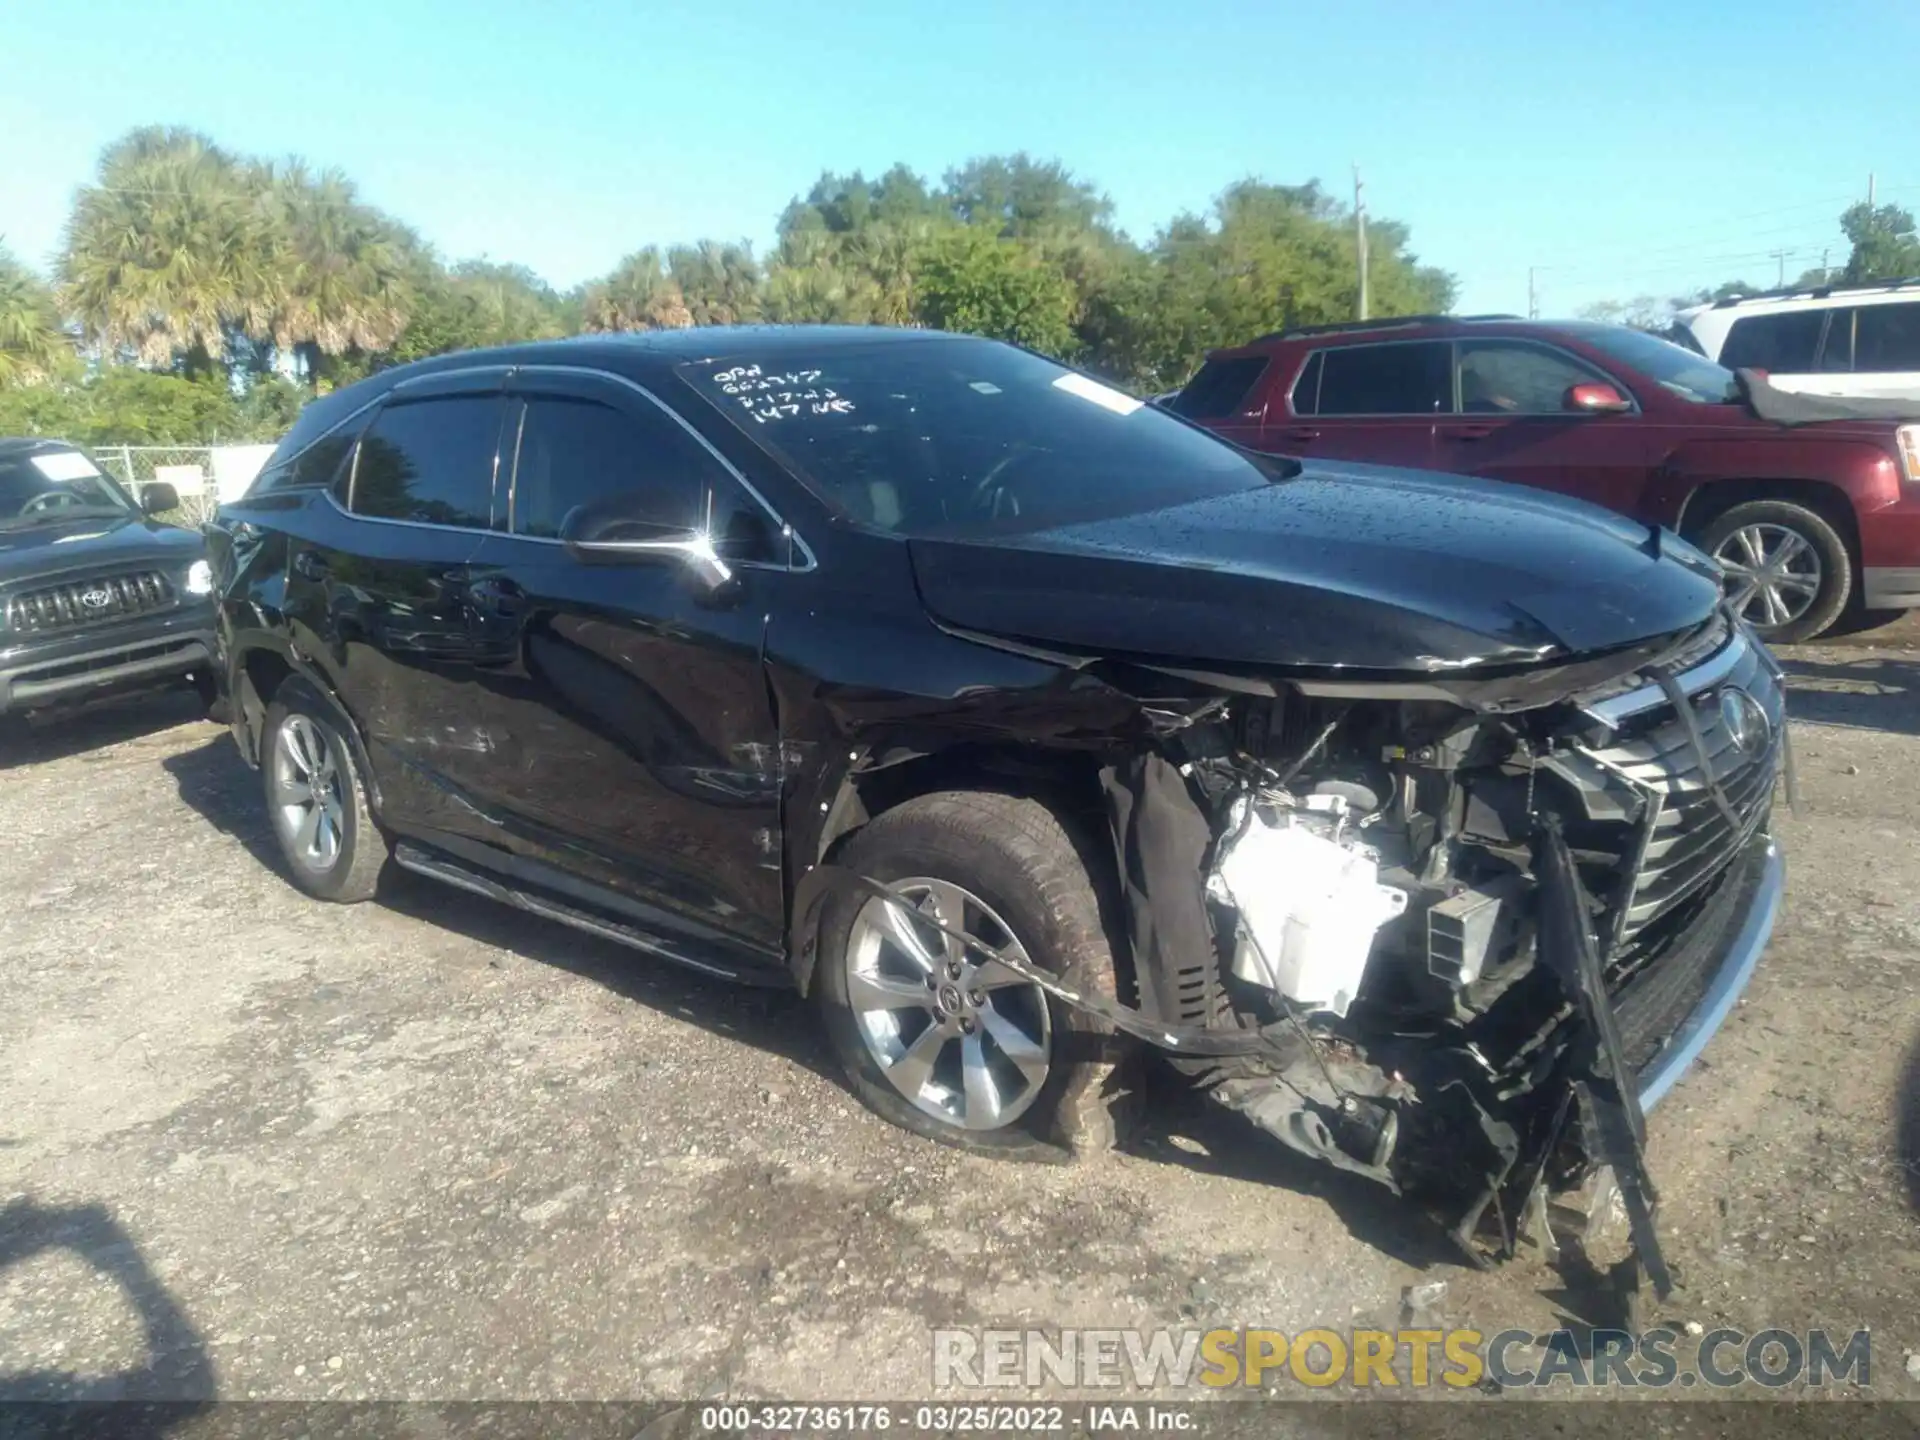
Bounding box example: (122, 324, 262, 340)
(1850, 302, 1920, 372)
(1819, 310, 1855, 372)
(1169, 357, 1270, 419)
(350, 396, 504, 528)
(250, 410, 372, 495)
(511, 395, 713, 540)
(1719, 311, 1823, 371)
(1314, 343, 1451, 415)
(1457, 342, 1608, 414)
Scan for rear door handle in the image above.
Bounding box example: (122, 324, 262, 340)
(1446, 425, 1497, 441)
(292, 549, 330, 581)
(1282, 426, 1321, 442)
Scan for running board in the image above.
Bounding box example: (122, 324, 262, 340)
(390, 842, 782, 986)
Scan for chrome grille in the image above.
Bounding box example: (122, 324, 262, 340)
(1569, 629, 1783, 941)
(4, 570, 177, 636)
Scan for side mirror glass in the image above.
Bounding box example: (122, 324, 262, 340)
(558, 494, 735, 593)
(1565, 382, 1632, 414)
(140, 482, 181, 515)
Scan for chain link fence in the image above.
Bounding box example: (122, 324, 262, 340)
(91, 446, 223, 527)
(91, 444, 278, 527)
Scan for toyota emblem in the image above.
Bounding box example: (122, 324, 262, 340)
(79, 585, 113, 609)
(1718, 686, 1770, 756)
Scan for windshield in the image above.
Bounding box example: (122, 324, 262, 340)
(1564, 323, 1741, 404)
(680, 338, 1276, 538)
(0, 450, 137, 530)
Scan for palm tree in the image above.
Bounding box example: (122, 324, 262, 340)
(580, 248, 692, 332)
(260, 161, 413, 371)
(760, 231, 878, 325)
(843, 223, 922, 326)
(448, 261, 567, 345)
(58, 127, 279, 370)
(668, 240, 764, 326)
(0, 244, 68, 388)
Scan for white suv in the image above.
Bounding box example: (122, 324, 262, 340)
(1676, 281, 1920, 401)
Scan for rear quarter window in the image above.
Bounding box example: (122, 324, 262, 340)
(1719, 311, 1823, 371)
(1168, 357, 1270, 419)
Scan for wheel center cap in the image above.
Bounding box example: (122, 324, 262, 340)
(936, 982, 966, 1016)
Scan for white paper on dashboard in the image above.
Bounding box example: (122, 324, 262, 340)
(29, 451, 103, 482)
(1051, 372, 1144, 416)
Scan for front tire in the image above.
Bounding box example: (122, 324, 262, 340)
(1699, 499, 1851, 643)
(817, 791, 1130, 1161)
(261, 683, 388, 902)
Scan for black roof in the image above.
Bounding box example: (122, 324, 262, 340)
(400, 323, 964, 376)
(0, 436, 80, 458)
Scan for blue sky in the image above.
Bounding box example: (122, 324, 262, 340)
(3, 0, 1916, 316)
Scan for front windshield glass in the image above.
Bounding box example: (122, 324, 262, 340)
(1565, 323, 1741, 404)
(0, 450, 137, 530)
(680, 338, 1276, 538)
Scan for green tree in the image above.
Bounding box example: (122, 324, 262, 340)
(667, 241, 764, 325)
(910, 228, 1077, 356)
(58, 127, 280, 371)
(1079, 181, 1454, 391)
(942, 154, 1115, 240)
(260, 161, 414, 371)
(580, 247, 692, 331)
(1840, 202, 1920, 282)
(0, 245, 70, 388)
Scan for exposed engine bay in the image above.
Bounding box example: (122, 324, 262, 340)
(806, 606, 1788, 1296)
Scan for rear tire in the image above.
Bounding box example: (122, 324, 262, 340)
(261, 682, 387, 902)
(1699, 499, 1851, 643)
(816, 791, 1131, 1162)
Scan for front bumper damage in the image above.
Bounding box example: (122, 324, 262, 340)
(795, 611, 1789, 1298)
(810, 831, 1780, 1297)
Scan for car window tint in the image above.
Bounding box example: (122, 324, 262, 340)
(1168, 357, 1269, 419)
(350, 396, 504, 528)
(511, 395, 714, 540)
(1314, 343, 1451, 415)
(1720, 311, 1823, 371)
(1851, 302, 1920, 372)
(257, 411, 372, 495)
(1456, 342, 1608, 414)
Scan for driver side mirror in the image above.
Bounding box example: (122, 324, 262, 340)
(1565, 382, 1632, 414)
(558, 492, 736, 595)
(139, 482, 180, 515)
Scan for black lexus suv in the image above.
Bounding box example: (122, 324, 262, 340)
(0, 437, 216, 723)
(207, 328, 1786, 1284)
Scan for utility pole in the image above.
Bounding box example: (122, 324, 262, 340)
(1770, 249, 1789, 286)
(1821, 248, 1831, 284)
(1869, 171, 1876, 208)
(1353, 164, 1369, 321)
(1527, 266, 1538, 319)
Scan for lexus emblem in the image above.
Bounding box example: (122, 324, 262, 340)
(79, 585, 113, 609)
(1718, 686, 1770, 755)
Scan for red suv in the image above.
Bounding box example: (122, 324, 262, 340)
(1170, 315, 1920, 641)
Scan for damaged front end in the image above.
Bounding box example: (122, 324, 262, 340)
(806, 608, 1788, 1294)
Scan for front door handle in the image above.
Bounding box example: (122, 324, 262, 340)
(1446, 424, 1497, 441)
(1282, 426, 1321, 442)
(292, 549, 330, 581)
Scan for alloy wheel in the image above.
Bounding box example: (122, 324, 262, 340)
(1711, 522, 1823, 629)
(271, 714, 347, 872)
(845, 877, 1052, 1131)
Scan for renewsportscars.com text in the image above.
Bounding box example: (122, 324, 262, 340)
(932, 1326, 1873, 1391)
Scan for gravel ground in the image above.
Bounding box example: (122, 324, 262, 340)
(2, 641, 1918, 1417)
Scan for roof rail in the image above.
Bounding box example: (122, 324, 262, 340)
(1707, 276, 1920, 309)
(1242, 313, 1521, 346)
